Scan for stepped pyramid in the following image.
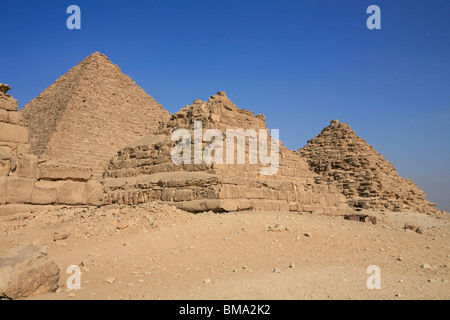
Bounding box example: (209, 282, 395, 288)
(102, 92, 350, 214)
(22, 52, 170, 179)
(299, 120, 440, 214)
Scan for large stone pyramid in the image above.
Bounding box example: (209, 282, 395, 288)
(22, 52, 170, 179)
(299, 120, 439, 214)
(102, 92, 350, 215)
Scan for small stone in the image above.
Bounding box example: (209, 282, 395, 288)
(203, 279, 211, 284)
(273, 268, 281, 273)
(105, 277, 116, 284)
(397, 256, 403, 262)
(303, 233, 310, 237)
(116, 222, 128, 230)
(289, 262, 295, 268)
(68, 292, 76, 298)
(54, 233, 69, 241)
(421, 264, 432, 270)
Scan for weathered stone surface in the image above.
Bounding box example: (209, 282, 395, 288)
(15, 154, 38, 179)
(0, 177, 6, 205)
(56, 181, 87, 205)
(0, 93, 19, 111)
(0, 122, 28, 143)
(0, 109, 8, 122)
(87, 181, 104, 206)
(0, 243, 59, 300)
(6, 177, 34, 204)
(0, 152, 13, 176)
(31, 180, 57, 205)
(299, 120, 440, 214)
(7, 111, 23, 125)
(37, 161, 92, 181)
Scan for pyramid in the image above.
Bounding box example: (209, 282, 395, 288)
(299, 120, 440, 214)
(102, 92, 350, 214)
(22, 52, 170, 179)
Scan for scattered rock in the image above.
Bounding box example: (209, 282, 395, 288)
(54, 233, 69, 241)
(116, 222, 128, 230)
(273, 268, 281, 273)
(0, 244, 60, 300)
(105, 277, 116, 284)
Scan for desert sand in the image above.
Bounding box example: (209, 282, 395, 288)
(1, 204, 448, 300)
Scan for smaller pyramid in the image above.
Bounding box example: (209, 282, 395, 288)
(22, 52, 170, 179)
(299, 120, 440, 214)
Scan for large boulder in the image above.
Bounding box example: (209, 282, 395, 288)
(0, 243, 60, 299)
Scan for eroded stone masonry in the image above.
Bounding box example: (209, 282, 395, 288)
(0, 52, 442, 216)
(1, 84, 102, 216)
(103, 92, 350, 215)
(299, 120, 439, 214)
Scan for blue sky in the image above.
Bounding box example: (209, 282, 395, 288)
(1, 0, 449, 211)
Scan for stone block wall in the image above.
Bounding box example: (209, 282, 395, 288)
(0, 84, 103, 215)
(103, 92, 350, 215)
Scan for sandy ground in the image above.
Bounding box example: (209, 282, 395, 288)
(0, 203, 449, 300)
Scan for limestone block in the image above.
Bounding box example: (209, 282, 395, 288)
(7, 111, 23, 125)
(87, 181, 104, 206)
(173, 189, 194, 202)
(219, 184, 240, 199)
(0, 156, 11, 176)
(15, 154, 38, 179)
(0, 109, 8, 122)
(219, 199, 239, 212)
(237, 199, 252, 211)
(177, 200, 210, 212)
(38, 161, 92, 181)
(0, 94, 18, 111)
(56, 181, 88, 205)
(31, 181, 57, 205)
(0, 177, 6, 205)
(279, 201, 290, 211)
(161, 188, 174, 201)
(288, 202, 299, 211)
(6, 177, 34, 204)
(0, 142, 16, 155)
(0, 123, 28, 143)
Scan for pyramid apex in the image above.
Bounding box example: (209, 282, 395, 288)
(209, 91, 227, 100)
(84, 51, 110, 62)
